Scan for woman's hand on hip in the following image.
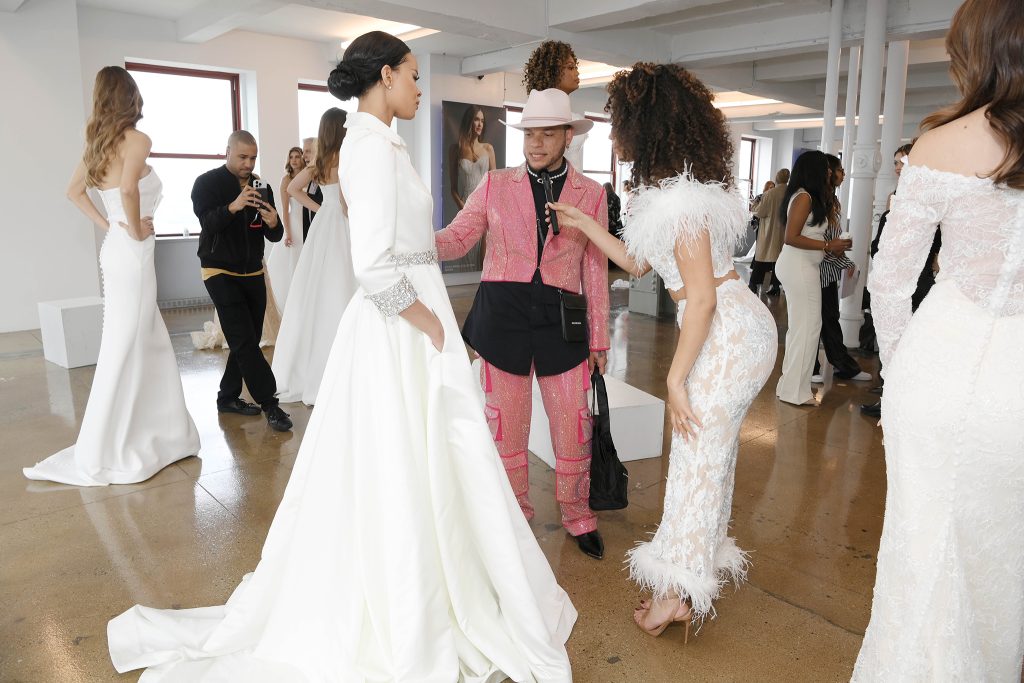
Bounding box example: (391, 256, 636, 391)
(667, 379, 702, 441)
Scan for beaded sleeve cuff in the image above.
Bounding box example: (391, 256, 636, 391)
(366, 274, 418, 317)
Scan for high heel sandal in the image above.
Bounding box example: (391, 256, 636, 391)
(633, 598, 693, 642)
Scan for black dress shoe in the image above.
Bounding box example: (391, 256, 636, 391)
(860, 401, 882, 418)
(218, 398, 261, 416)
(574, 530, 604, 560)
(265, 406, 293, 432)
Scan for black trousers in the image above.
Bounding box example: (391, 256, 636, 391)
(814, 281, 863, 378)
(204, 274, 278, 410)
(748, 259, 781, 291)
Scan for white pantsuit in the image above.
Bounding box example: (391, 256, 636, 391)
(774, 190, 826, 405)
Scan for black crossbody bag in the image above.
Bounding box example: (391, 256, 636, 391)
(559, 290, 588, 343)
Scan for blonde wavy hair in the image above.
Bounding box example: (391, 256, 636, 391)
(83, 66, 143, 187)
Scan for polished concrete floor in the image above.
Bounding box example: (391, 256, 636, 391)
(0, 278, 887, 682)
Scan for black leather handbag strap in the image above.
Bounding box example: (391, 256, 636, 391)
(591, 368, 610, 420)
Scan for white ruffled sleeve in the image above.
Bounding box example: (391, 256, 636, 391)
(340, 131, 417, 317)
(622, 175, 749, 266)
(869, 168, 947, 374)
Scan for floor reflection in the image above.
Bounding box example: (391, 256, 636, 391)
(0, 283, 887, 681)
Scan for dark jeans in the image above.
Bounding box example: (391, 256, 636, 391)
(814, 281, 863, 378)
(749, 259, 781, 291)
(204, 274, 278, 410)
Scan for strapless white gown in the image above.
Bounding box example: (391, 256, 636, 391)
(23, 171, 200, 486)
(272, 183, 356, 405)
(266, 195, 306, 308)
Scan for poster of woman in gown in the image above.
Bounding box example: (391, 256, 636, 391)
(441, 101, 506, 274)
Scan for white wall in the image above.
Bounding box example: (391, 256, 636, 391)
(0, 0, 98, 333)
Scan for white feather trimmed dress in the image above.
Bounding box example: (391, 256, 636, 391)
(621, 175, 777, 621)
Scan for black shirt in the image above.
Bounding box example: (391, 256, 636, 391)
(192, 165, 281, 272)
(302, 180, 323, 241)
(462, 162, 589, 377)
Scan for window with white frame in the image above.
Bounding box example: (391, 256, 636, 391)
(297, 83, 357, 140)
(297, 83, 396, 142)
(737, 136, 757, 203)
(127, 62, 241, 237)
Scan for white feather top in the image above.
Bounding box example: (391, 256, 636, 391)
(621, 174, 751, 289)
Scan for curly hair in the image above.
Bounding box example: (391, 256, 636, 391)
(522, 41, 577, 92)
(605, 63, 734, 190)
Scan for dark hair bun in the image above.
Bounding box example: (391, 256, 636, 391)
(328, 62, 366, 101)
(327, 31, 411, 102)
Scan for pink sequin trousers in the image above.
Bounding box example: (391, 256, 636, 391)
(479, 358, 597, 536)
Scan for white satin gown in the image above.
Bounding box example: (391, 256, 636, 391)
(271, 183, 356, 405)
(266, 194, 306, 308)
(107, 111, 576, 682)
(24, 170, 200, 486)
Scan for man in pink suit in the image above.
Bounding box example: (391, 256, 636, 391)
(435, 89, 610, 559)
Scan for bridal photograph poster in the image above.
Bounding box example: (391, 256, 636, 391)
(440, 101, 507, 274)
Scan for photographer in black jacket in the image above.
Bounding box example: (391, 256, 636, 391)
(192, 130, 292, 432)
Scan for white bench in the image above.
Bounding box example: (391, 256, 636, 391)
(529, 374, 665, 468)
(37, 297, 103, 368)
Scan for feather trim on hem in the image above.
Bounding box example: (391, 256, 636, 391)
(626, 535, 750, 622)
(621, 173, 750, 268)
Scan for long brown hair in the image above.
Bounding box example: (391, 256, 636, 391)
(458, 105, 484, 160)
(312, 108, 348, 184)
(920, 0, 1024, 189)
(606, 63, 734, 189)
(284, 146, 303, 177)
(83, 66, 143, 187)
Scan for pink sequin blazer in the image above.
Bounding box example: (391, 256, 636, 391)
(435, 164, 610, 352)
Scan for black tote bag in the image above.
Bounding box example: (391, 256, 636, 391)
(588, 368, 629, 510)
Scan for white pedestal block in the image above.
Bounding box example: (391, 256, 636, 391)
(38, 297, 103, 369)
(529, 374, 665, 469)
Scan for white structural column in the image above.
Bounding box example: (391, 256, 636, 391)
(839, 45, 861, 215)
(839, 0, 888, 346)
(821, 0, 845, 154)
(872, 40, 910, 219)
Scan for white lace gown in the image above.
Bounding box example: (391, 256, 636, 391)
(621, 177, 778, 620)
(272, 184, 356, 405)
(107, 112, 575, 682)
(24, 171, 200, 486)
(266, 195, 305, 308)
(853, 166, 1024, 681)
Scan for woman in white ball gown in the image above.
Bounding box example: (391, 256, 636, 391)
(23, 66, 199, 486)
(853, 0, 1024, 679)
(107, 32, 575, 682)
(271, 107, 357, 406)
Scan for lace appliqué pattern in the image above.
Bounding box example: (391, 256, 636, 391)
(854, 167, 1024, 682)
(621, 175, 777, 622)
(870, 165, 1024, 374)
